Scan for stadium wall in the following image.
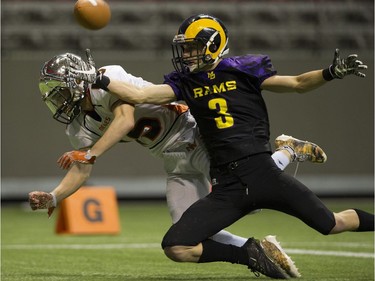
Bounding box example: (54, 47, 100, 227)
(2, 0, 374, 200)
(2, 54, 374, 199)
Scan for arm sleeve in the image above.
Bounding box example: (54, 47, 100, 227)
(163, 72, 182, 100)
(238, 54, 277, 88)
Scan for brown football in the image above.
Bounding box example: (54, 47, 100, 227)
(74, 0, 111, 30)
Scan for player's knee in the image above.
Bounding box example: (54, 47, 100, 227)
(319, 220, 336, 235)
(311, 218, 335, 235)
(314, 210, 336, 235)
(164, 246, 188, 262)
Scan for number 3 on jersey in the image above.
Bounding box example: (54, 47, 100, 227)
(208, 98, 234, 129)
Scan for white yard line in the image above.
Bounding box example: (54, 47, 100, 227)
(285, 248, 374, 259)
(284, 242, 373, 248)
(2, 243, 374, 258)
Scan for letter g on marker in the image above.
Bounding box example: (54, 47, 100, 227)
(83, 198, 103, 222)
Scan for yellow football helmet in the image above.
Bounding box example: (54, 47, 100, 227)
(172, 14, 229, 73)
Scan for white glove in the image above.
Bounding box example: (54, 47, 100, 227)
(67, 49, 97, 84)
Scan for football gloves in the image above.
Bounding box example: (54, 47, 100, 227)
(67, 49, 97, 84)
(57, 150, 96, 170)
(325, 48, 367, 80)
(29, 191, 56, 217)
(67, 49, 111, 91)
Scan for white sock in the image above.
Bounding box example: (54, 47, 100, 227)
(272, 150, 291, 171)
(211, 230, 247, 247)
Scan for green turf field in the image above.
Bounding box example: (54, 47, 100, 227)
(2, 198, 374, 281)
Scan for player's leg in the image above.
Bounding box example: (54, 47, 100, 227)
(165, 174, 209, 224)
(214, 152, 335, 235)
(330, 209, 374, 233)
(162, 165, 295, 279)
(263, 151, 374, 234)
(273, 136, 374, 233)
(186, 139, 249, 246)
(162, 190, 249, 262)
(166, 172, 247, 246)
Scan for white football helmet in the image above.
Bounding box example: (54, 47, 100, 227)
(39, 53, 88, 124)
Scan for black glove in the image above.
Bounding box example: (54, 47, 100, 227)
(323, 49, 367, 81)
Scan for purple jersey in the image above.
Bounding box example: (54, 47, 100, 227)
(164, 54, 277, 166)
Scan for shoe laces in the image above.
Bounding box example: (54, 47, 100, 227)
(277, 145, 296, 162)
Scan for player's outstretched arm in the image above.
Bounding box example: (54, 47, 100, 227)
(261, 48, 367, 94)
(261, 70, 326, 94)
(67, 49, 176, 105)
(29, 163, 93, 217)
(57, 102, 136, 170)
(86, 101, 136, 157)
(106, 80, 176, 105)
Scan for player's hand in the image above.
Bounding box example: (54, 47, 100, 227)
(330, 48, 367, 79)
(29, 191, 56, 218)
(57, 150, 96, 170)
(67, 49, 97, 84)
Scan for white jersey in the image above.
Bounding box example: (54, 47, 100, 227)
(66, 65, 211, 225)
(66, 65, 197, 158)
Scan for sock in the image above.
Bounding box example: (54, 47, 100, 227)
(272, 150, 291, 170)
(198, 239, 248, 265)
(353, 209, 374, 231)
(211, 230, 247, 247)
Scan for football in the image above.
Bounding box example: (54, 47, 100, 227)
(74, 0, 111, 30)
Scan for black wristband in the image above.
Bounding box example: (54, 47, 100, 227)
(322, 66, 335, 81)
(94, 75, 110, 91)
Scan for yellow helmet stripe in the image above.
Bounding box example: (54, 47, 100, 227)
(185, 18, 226, 56)
(185, 18, 223, 38)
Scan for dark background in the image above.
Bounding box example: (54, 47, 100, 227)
(2, 0, 374, 198)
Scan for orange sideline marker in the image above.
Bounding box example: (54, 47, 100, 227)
(56, 186, 120, 235)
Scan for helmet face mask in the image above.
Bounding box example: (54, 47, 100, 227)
(172, 37, 207, 73)
(41, 85, 82, 124)
(39, 53, 87, 124)
(172, 14, 229, 74)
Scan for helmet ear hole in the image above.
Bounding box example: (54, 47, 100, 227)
(209, 44, 218, 53)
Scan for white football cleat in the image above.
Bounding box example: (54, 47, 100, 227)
(275, 134, 327, 164)
(261, 235, 301, 278)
